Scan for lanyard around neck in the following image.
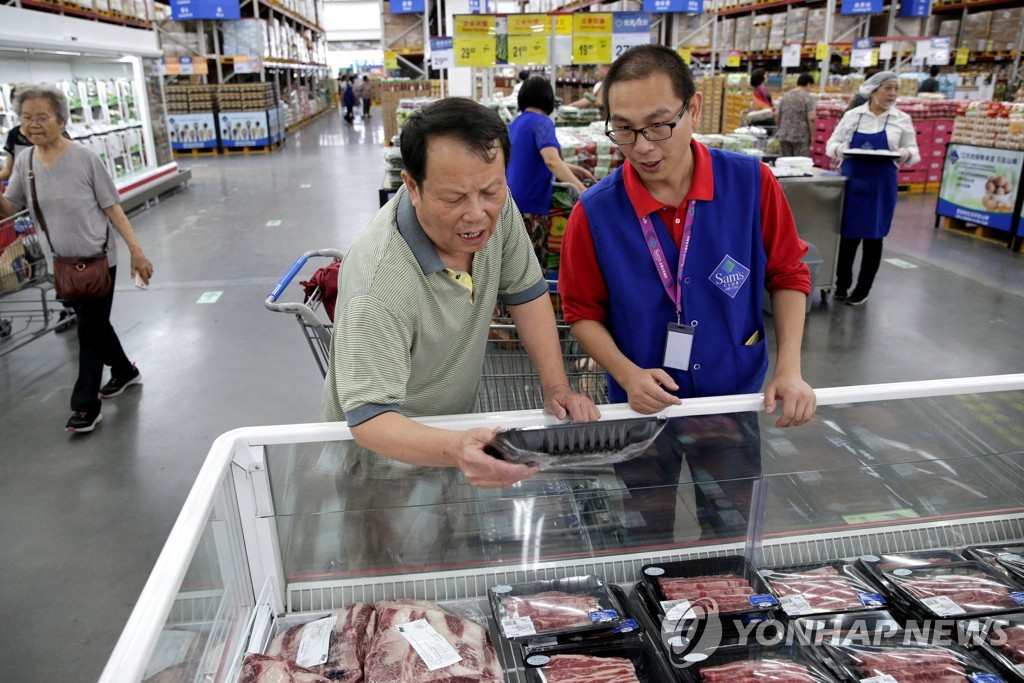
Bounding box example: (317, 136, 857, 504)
(640, 200, 696, 325)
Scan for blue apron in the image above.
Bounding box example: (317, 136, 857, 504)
(840, 115, 898, 240)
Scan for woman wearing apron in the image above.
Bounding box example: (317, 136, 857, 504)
(826, 71, 920, 305)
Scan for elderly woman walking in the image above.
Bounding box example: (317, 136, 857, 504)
(0, 83, 154, 433)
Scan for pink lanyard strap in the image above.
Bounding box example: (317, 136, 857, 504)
(641, 200, 696, 324)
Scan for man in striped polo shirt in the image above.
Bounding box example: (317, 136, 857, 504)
(324, 99, 598, 467)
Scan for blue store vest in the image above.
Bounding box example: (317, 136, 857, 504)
(581, 149, 769, 403)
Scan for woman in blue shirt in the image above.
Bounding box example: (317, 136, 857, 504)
(507, 76, 592, 270)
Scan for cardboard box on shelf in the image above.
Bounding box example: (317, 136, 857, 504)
(675, 13, 712, 50)
(961, 12, 991, 53)
(987, 8, 1022, 52)
(938, 19, 959, 37)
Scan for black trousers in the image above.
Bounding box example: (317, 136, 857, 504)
(836, 236, 883, 295)
(69, 266, 132, 414)
(362, 98, 371, 116)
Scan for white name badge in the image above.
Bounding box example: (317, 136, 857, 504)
(664, 322, 695, 371)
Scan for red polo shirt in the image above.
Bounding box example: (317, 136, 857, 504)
(560, 140, 810, 324)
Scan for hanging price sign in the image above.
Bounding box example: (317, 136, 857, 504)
(163, 57, 180, 75)
(384, 51, 399, 69)
(573, 35, 612, 64)
(678, 48, 692, 64)
(454, 14, 496, 36)
(955, 48, 969, 66)
(454, 36, 497, 66)
(612, 11, 651, 60)
(815, 42, 829, 61)
(508, 35, 548, 65)
(726, 50, 741, 67)
(573, 12, 612, 34)
(508, 13, 549, 35)
(841, 53, 851, 66)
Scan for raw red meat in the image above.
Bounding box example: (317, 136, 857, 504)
(994, 625, 1024, 663)
(240, 653, 334, 683)
(767, 566, 866, 613)
(853, 647, 966, 683)
(658, 574, 759, 613)
(896, 572, 1020, 613)
(364, 599, 502, 683)
(700, 658, 817, 682)
(501, 591, 604, 633)
(267, 603, 376, 682)
(539, 654, 640, 683)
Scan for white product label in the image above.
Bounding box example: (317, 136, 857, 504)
(492, 584, 513, 594)
(781, 594, 815, 616)
(663, 599, 696, 623)
(922, 595, 967, 616)
(500, 616, 537, 638)
(861, 676, 899, 683)
(684, 652, 709, 663)
(296, 616, 337, 668)
(526, 654, 551, 666)
(862, 555, 881, 562)
(1015, 664, 1024, 676)
(396, 619, 462, 671)
(1000, 553, 1021, 562)
(892, 568, 913, 576)
(759, 569, 775, 578)
(644, 566, 665, 576)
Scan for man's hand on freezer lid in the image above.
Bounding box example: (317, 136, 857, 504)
(543, 383, 602, 422)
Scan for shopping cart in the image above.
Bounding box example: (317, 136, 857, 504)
(0, 209, 62, 357)
(266, 250, 608, 412)
(265, 249, 344, 379)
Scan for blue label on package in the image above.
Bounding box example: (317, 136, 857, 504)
(1010, 592, 1024, 605)
(613, 619, 639, 633)
(859, 592, 886, 607)
(170, 0, 240, 20)
(749, 594, 779, 608)
(391, 0, 424, 13)
(590, 610, 620, 623)
(969, 675, 1005, 683)
(741, 613, 769, 624)
(899, 0, 930, 17)
(709, 255, 751, 299)
(643, 0, 702, 13)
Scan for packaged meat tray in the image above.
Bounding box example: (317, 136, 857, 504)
(883, 561, 1024, 619)
(641, 556, 780, 624)
(671, 643, 839, 683)
(489, 575, 624, 642)
(792, 610, 904, 648)
(522, 636, 676, 683)
(823, 641, 1008, 683)
(759, 561, 887, 617)
(966, 544, 1024, 584)
(488, 417, 667, 470)
(858, 549, 967, 594)
(967, 615, 1024, 683)
(519, 584, 644, 654)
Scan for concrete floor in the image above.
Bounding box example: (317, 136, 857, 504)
(1, 107, 1023, 681)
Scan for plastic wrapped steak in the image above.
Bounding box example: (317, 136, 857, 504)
(657, 574, 756, 612)
(536, 654, 640, 683)
(852, 647, 967, 682)
(896, 570, 1021, 614)
(994, 624, 1024, 663)
(267, 603, 377, 682)
(239, 653, 333, 683)
(501, 591, 604, 633)
(766, 566, 865, 613)
(364, 599, 502, 683)
(699, 658, 819, 682)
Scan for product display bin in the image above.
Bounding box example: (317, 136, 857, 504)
(102, 374, 1024, 682)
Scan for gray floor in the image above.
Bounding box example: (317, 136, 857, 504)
(1, 108, 1023, 681)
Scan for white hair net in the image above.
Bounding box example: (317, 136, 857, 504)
(858, 71, 899, 99)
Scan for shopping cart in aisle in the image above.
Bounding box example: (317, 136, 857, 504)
(267, 250, 608, 411)
(265, 249, 344, 378)
(0, 209, 62, 357)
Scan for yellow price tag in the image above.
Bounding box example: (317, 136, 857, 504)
(553, 14, 573, 35)
(573, 12, 612, 34)
(384, 51, 399, 69)
(509, 35, 548, 65)
(726, 50, 741, 67)
(573, 35, 612, 64)
(454, 36, 496, 67)
(815, 42, 829, 61)
(871, 48, 879, 66)
(454, 14, 496, 37)
(955, 47, 969, 65)
(508, 13, 549, 36)
(678, 48, 692, 65)
(841, 53, 850, 66)
(163, 57, 180, 75)
(194, 59, 209, 75)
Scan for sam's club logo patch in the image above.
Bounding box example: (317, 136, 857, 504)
(709, 255, 751, 299)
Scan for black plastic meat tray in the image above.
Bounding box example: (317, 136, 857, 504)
(640, 556, 779, 623)
(521, 634, 677, 683)
(857, 549, 967, 595)
(518, 584, 644, 654)
(759, 560, 887, 617)
(966, 615, 1024, 683)
(671, 642, 840, 683)
(965, 544, 1024, 584)
(489, 416, 667, 468)
(489, 575, 623, 643)
(883, 560, 1024, 620)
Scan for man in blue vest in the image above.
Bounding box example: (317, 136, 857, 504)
(559, 44, 816, 428)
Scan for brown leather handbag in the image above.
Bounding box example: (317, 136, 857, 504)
(29, 150, 111, 301)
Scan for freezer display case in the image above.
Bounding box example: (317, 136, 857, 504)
(102, 375, 1024, 682)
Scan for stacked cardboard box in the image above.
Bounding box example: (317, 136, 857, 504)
(806, 9, 826, 45)
(218, 83, 277, 112)
(383, 1, 424, 51)
(785, 7, 808, 46)
(750, 16, 770, 52)
(987, 8, 1023, 52)
(675, 13, 712, 50)
(961, 12, 991, 52)
(768, 18, 786, 51)
(734, 15, 752, 52)
(717, 18, 735, 53)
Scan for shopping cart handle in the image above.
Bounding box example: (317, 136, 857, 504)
(265, 249, 343, 308)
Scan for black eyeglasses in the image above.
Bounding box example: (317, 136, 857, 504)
(605, 101, 690, 145)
